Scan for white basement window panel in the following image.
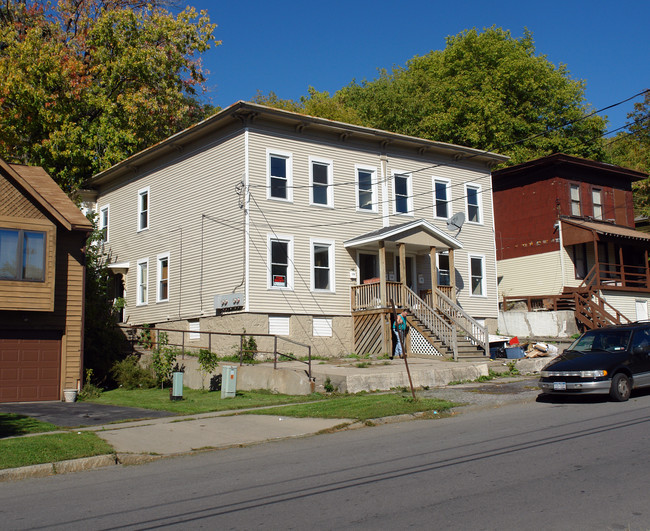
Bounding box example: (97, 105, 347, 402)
(313, 317, 332, 337)
(269, 315, 290, 336)
(189, 320, 200, 340)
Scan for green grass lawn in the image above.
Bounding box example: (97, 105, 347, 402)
(0, 413, 59, 438)
(84, 387, 326, 414)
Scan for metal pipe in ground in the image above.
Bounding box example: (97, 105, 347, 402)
(390, 299, 416, 401)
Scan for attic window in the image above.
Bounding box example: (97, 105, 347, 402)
(0, 229, 46, 282)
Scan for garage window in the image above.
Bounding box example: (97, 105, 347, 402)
(0, 228, 46, 281)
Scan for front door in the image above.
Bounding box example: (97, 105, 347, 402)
(358, 253, 378, 283)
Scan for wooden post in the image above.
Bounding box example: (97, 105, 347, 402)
(390, 300, 416, 400)
(429, 246, 437, 307)
(379, 240, 387, 306)
(398, 242, 406, 305)
(449, 248, 456, 302)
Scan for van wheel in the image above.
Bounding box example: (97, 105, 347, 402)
(610, 373, 631, 402)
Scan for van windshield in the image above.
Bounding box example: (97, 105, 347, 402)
(569, 330, 632, 353)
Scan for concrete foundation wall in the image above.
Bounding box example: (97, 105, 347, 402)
(498, 310, 579, 338)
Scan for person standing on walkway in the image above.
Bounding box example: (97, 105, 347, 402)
(392, 309, 409, 359)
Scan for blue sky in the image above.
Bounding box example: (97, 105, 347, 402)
(179, 0, 648, 140)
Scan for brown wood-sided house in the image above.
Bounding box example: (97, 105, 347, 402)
(0, 159, 93, 402)
(493, 153, 650, 329)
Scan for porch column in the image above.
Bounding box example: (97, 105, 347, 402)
(379, 240, 387, 306)
(619, 246, 626, 287)
(646, 249, 649, 289)
(429, 246, 437, 306)
(398, 242, 406, 294)
(449, 248, 456, 302)
(593, 233, 600, 285)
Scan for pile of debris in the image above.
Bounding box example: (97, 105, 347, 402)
(523, 342, 559, 358)
(489, 335, 560, 360)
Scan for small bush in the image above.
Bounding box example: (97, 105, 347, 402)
(324, 377, 335, 393)
(111, 355, 157, 390)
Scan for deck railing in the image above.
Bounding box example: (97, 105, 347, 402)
(434, 288, 488, 354)
(581, 263, 650, 292)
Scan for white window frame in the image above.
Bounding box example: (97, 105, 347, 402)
(156, 252, 169, 303)
(432, 177, 452, 220)
(436, 252, 451, 286)
(592, 188, 603, 220)
(468, 254, 486, 298)
(269, 315, 290, 336)
(136, 258, 149, 306)
(465, 183, 483, 225)
(355, 165, 378, 213)
(99, 204, 109, 243)
(137, 186, 150, 232)
(267, 149, 293, 202)
(392, 171, 413, 216)
(309, 156, 334, 208)
(268, 234, 294, 290)
(310, 238, 336, 293)
(313, 317, 333, 337)
(189, 320, 200, 341)
(570, 184, 581, 216)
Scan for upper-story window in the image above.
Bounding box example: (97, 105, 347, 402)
(99, 205, 109, 243)
(393, 172, 412, 215)
(570, 184, 581, 216)
(592, 188, 603, 220)
(137, 258, 148, 305)
(433, 178, 451, 219)
(0, 229, 46, 282)
(269, 235, 293, 289)
(157, 253, 169, 302)
(268, 151, 293, 201)
(356, 166, 377, 212)
(138, 187, 149, 231)
(310, 157, 333, 207)
(465, 184, 482, 224)
(437, 253, 450, 286)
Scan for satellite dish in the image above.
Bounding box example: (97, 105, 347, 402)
(446, 212, 465, 236)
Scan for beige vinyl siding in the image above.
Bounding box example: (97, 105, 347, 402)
(98, 132, 246, 325)
(600, 291, 650, 321)
(498, 250, 565, 297)
(246, 128, 499, 319)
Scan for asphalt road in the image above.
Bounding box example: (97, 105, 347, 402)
(2, 381, 650, 530)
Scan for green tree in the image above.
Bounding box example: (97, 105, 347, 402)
(0, 0, 219, 192)
(258, 27, 607, 165)
(606, 90, 650, 216)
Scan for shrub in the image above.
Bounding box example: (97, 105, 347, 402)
(241, 333, 258, 364)
(198, 349, 219, 390)
(78, 368, 103, 400)
(110, 355, 156, 389)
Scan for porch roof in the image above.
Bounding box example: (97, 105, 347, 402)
(561, 217, 650, 246)
(343, 219, 463, 252)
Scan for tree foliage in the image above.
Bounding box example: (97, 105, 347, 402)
(258, 27, 607, 166)
(606, 90, 650, 216)
(0, 0, 219, 192)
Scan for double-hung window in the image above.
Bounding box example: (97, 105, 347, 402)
(99, 205, 109, 243)
(310, 157, 333, 207)
(269, 235, 293, 289)
(469, 255, 486, 297)
(137, 258, 148, 305)
(393, 172, 412, 215)
(433, 178, 451, 219)
(138, 187, 149, 231)
(356, 166, 377, 212)
(570, 184, 581, 216)
(437, 253, 450, 286)
(592, 188, 603, 220)
(311, 239, 335, 292)
(157, 253, 169, 302)
(465, 184, 482, 224)
(268, 151, 292, 201)
(0, 229, 46, 281)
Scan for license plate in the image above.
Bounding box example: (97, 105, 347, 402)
(554, 382, 567, 391)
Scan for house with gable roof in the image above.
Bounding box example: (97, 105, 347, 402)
(83, 102, 508, 359)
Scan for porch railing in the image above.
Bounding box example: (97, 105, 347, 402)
(434, 288, 488, 354)
(581, 263, 650, 292)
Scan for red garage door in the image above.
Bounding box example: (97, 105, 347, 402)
(0, 331, 61, 402)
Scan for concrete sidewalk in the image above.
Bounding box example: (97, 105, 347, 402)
(0, 355, 551, 482)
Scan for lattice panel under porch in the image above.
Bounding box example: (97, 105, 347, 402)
(410, 327, 442, 356)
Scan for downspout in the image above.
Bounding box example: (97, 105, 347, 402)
(244, 129, 250, 311)
(558, 221, 566, 289)
(380, 153, 389, 228)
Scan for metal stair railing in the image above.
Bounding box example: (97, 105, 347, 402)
(434, 287, 488, 355)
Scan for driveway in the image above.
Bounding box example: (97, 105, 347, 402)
(0, 401, 173, 428)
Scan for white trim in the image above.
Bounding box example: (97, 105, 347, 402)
(310, 238, 336, 293)
(432, 177, 452, 220)
(266, 149, 293, 202)
(244, 129, 250, 312)
(392, 170, 413, 216)
(313, 317, 333, 337)
(99, 204, 110, 243)
(465, 183, 483, 225)
(267, 233, 294, 290)
(355, 164, 378, 213)
(309, 156, 334, 208)
(269, 315, 290, 336)
(344, 219, 463, 250)
(156, 252, 170, 303)
(468, 253, 487, 298)
(137, 186, 150, 232)
(136, 258, 149, 306)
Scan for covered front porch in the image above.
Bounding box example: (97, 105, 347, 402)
(344, 219, 487, 359)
